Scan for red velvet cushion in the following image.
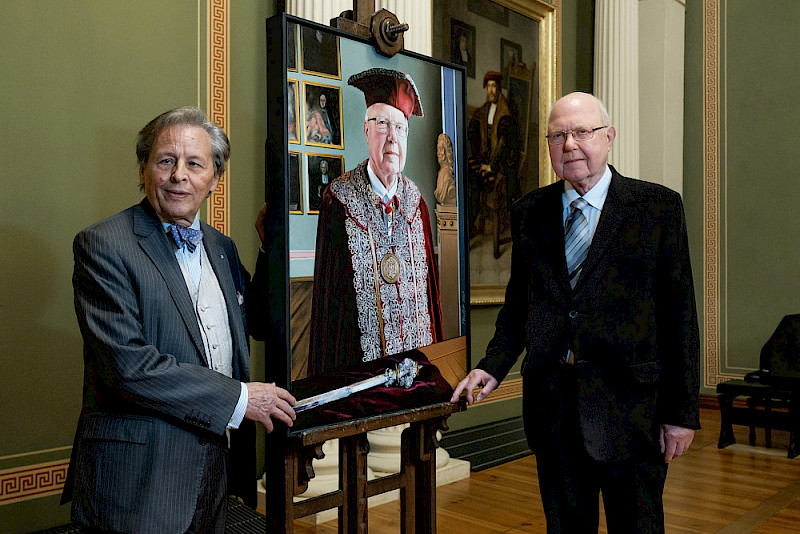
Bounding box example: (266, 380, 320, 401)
(291, 350, 453, 430)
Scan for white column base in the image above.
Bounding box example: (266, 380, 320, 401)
(367, 424, 451, 475)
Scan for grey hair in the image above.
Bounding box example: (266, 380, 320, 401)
(546, 92, 611, 126)
(136, 106, 230, 186)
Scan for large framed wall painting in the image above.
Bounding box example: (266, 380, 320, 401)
(265, 14, 469, 432)
(433, 0, 560, 306)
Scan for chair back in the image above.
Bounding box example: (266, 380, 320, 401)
(760, 314, 800, 374)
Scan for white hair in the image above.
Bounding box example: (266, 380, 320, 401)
(546, 92, 612, 126)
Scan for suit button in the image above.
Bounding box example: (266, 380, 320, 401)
(569, 310, 579, 318)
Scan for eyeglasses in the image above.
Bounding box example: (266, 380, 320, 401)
(546, 126, 608, 145)
(367, 117, 409, 138)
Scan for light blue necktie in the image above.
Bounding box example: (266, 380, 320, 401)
(564, 198, 589, 289)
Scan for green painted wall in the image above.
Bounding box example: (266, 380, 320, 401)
(716, 0, 800, 368)
(0, 1, 276, 531)
(683, 0, 706, 391)
(684, 0, 800, 389)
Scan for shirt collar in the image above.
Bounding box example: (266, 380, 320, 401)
(562, 165, 612, 211)
(367, 162, 398, 201)
(160, 212, 202, 233)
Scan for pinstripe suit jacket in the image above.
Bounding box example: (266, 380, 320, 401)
(63, 198, 262, 533)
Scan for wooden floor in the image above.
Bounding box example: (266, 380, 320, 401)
(288, 404, 800, 533)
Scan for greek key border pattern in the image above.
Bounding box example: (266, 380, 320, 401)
(0, 460, 69, 506)
(207, 0, 229, 235)
(703, 0, 733, 387)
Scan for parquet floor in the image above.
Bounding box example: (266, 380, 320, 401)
(289, 404, 800, 533)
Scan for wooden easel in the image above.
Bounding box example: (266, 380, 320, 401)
(330, 0, 408, 57)
(264, 401, 464, 533)
(262, 5, 468, 531)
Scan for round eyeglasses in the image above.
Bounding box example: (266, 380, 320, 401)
(546, 126, 608, 145)
(367, 117, 409, 138)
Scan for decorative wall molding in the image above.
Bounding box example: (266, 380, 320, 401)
(0, 460, 69, 506)
(207, 0, 230, 235)
(703, 0, 731, 387)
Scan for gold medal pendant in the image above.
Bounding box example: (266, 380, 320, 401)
(380, 252, 401, 284)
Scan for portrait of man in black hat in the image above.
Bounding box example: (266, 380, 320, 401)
(308, 68, 443, 377)
(468, 71, 520, 248)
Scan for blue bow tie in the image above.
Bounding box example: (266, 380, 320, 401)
(167, 224, 203, 253)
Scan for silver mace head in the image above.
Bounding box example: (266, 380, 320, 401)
(385, 358, 421, 388)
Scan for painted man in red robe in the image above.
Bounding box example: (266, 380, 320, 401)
(308, 68, 442, 377)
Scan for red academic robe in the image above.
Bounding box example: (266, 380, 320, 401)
(308, 160, 442, 377)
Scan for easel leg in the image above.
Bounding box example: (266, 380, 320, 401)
(340, 434, 369, 533)
(414, 423, 436, 533)
(400, 425, 417, 534)
(400, 421, 439, 533)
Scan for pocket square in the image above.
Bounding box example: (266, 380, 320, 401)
(237, 291, 244, 305)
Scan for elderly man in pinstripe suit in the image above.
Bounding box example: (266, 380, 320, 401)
(62, 106, 296, 533)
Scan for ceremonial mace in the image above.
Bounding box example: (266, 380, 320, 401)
(294, 358, 421, 413)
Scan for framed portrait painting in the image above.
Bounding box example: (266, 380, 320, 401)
(288, 151, 302, 213)
(302, 81, 343, 149)
(265, 14, 469, 429)
(300, 24, 341, 79)
(287, 21, 297, 72)
(432, 0, 560, 306)
(305, 153, 343, 214)
(287, 79, 300, 144)
(500, 38, 522, 84)
(450, 18, 476, 79)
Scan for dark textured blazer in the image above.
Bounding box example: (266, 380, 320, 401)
(62, 198, 265, 533)
(477, 166, 700, 462)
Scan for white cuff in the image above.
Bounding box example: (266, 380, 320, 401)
(227, 382, 249, 429)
